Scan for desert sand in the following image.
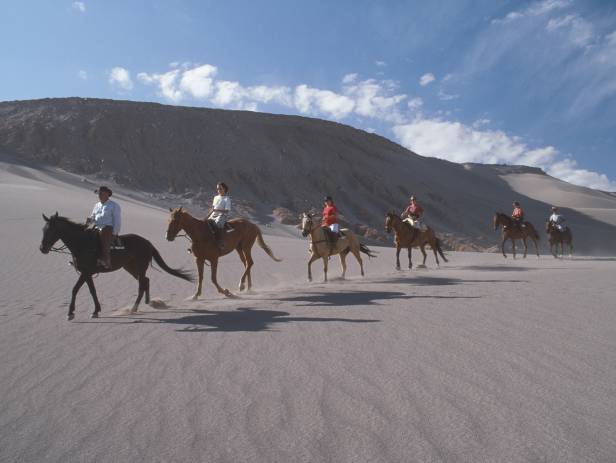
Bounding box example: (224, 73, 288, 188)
(2, 161, 616, 462)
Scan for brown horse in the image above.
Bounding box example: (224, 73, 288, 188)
(493, 212, 540, 258)
(300, 212, 376, 282)
(384, 212, 448, 269)
(545, 221, 573, 258)
(40, 213, 193, 320)
(165, 207, 281, 299)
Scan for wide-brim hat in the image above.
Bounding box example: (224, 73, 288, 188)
(95, 186, 112, 196)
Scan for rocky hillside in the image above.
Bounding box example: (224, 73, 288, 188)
(1, 97, 615, 253)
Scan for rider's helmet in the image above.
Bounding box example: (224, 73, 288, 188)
(95, 186, 112, 196)
(513, 201, 520, 207)
(551, 206, 558, 211)
(324, 195, 333, 203)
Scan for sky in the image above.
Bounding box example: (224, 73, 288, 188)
(2, 0, 616, 191)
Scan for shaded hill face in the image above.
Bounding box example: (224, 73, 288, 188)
(1, 97, 615, 254)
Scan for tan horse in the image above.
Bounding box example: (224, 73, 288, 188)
(384, 212, 448, 269)
(493, 212, 540, 258)
(300, 212, 376, 282)
(166, 207, 281, 299)
(546, 221, 573, 258)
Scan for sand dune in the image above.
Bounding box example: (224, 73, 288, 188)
(1, 160, 616, 462)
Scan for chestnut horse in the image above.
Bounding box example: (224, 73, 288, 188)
(384, 212, 448, 269)
(300, 212, 377, 282)
(545, 221, 573, 258)
(40, 213, 193, 320)
(166, 207, 281, 299)
(492, 212, 540, 258)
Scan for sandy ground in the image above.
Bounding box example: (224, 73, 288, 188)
(2, 163, 616, 462)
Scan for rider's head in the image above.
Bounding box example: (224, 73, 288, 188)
(217, 182, 229, 195)
(324, 195, 333, 205)
(513, 201, 520, 207)
(551, 206, 559, 212)
(410, 195, 416, 203)
(96, 186, 112, 202)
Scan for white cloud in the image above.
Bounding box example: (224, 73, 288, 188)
(343, 79, 407, 122)
(492, 0, 571, 24)
(375, 61, 387, 67)
(419, 73, 435, 86)
(179, 64, 218, 99)
(78, 70, 87, 80)
(546, 14, 594, 47)
(137, 69, 181, 101)
(109, 67, 133, 91)
(294, 84, 355, 119)
(408, 97, 423, 110)
(342, 73, 358, 84)
(472, 118, 490, 128)
(438, 89, 459, 101)
(72, 1, 85, 13)
(392, 116, 615, 190)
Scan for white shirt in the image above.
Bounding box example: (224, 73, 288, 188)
(90, 199, 121, 234)
(549, 213, 564, 224)
(210, 195, 231, 219)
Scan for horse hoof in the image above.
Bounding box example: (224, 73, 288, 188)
(67, 313, 75, 321)
(395, 266, 401, 271)
(90, 312, 99, 319)
(223, 289, 232, 297)
(191, 295, 199, 301)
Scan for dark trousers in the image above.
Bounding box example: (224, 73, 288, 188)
(99, 226, 113, 266)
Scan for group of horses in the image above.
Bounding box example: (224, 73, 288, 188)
(40, 208, 573, 320)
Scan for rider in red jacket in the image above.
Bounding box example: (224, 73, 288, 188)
(511, 201, 525, 228)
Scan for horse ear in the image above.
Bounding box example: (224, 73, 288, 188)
(169, 207, 174, 212)
(179, 206, 183, 212)
(54, 212, 59, 218)
(42, 213, 49, 222)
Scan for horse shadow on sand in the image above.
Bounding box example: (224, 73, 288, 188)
(137, 307, 380, 332)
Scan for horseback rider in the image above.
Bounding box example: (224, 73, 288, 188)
(402, 195, 425, 230)
(322, 196, 340, 251)
(87, 186, 121, 269)
(511, 201, 525, 229)
(549, 206, 566, 232)
(207, 182, 231, 250)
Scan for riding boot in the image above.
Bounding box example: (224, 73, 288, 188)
(215, 228, 225, 250)
(99, 226, 113, 269)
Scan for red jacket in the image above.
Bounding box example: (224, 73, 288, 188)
(404, 203, 424, 218)
(512, 207, 524, 220)
(322, 205, 338, 226)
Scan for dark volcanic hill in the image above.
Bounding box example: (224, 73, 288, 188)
(1, 97, 615, 254)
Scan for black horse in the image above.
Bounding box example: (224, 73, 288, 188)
(40, 213, 192, 320)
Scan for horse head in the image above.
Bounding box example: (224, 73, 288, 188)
(385, 211, 398, 233)
(493, 212, 506, 231)
(300, 211, 315, 237)
(40, 212, 60, 254)
(166, 207, 185, 241)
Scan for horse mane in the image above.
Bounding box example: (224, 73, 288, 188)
(52, 215, 88, 230)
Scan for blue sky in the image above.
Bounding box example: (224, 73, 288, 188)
(2, 0, 616, 190)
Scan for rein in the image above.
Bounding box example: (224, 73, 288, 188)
(49, 244, 72, 255)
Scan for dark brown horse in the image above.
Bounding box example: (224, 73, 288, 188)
(545, 221, 573, 258)
(40, 213, 193, 320)
(165, 207, 282, 299)
(385, 212, 448, 269)
(492, 212, 540, 258)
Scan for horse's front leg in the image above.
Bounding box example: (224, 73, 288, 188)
(68, 274, 87, 320)
(396, 246, 402, 270)
(339, 251, 348, 279)
(501, 237, 507, 258)
(407, 247, 412, 270)
(419, 245, 428, 268)
(307, 253, 319, 282)
(322, 256, 329, 283)
(522, 238, 528, 259)
(210, 258, 232, 297)
(192, 258, 205, 300)
(85, 275, 102, 318)
(512, 239, 516, 259)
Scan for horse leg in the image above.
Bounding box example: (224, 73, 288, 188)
(501, 237, 507, 258)
(407, 247, 412, 270)
(68, 274, 87, 320)
(339, 249, 349, 279)
(352, 247, 365, 277)
(85, 275, 102, 318)
(192, 258, 205, 300)
(396, 245, 402, 270)
(307, 253, 319, 282)
(512, 239, 516, 259)
(210, 258, 231, 297)
(522, 238, 528, 259)
(322, 256, 329, 283)
(131, 274, 148, 313)
(534, 238, 540, 258)
(236, 247, 248, 291)
(144, 277, 150, 304)
(243, 248, 254, 291)
(431, 241, 440, 267)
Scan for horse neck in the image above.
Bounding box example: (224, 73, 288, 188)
(57, 221, 91, 252)
(497, 213, 512, 227)
(389, 216, 406, 233)
(307, 219, 323, 239)
(181, 212, 211, 240)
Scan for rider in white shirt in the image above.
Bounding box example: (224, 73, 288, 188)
(549, 206, 566, 232)
(207, 182, 231, 249)
(88, 186, 121, 269)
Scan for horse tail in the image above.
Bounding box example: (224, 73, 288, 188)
(256, 228, 283, 262)
(360, 243, 378, 258)
(435, 238, 448, 262)
(151, 245, 194, 282)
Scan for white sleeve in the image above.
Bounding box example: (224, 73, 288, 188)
(225, 197, 231, 213)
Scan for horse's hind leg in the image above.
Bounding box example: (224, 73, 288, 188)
(512, 239, 517, 259)
(501, 238, 507, 258)
(407, 247, 412, 270)
(242, 247, 254, 291)
(522, 238, 528, 259)
(396, 246, 402, 270)
(339, 248, 349, 279)
(85, 276, 102, 318)
(431, 242, 440, 267)
(68, 274, 87, 320)
(236, 247, 248, 291)
(351, 247, 365, 277)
